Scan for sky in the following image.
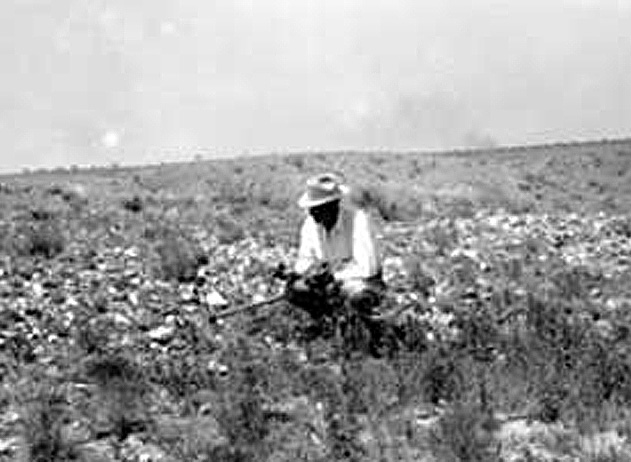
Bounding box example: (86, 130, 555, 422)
(1, 0, 630, 173)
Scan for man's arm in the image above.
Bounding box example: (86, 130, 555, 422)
(295, 216, 320, 274)
(334, 209, 380, 281)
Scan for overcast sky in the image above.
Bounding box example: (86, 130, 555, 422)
(1, 0, 630, 172)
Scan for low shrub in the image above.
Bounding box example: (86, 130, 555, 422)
(20, 383, 81, 462)
(215, 215, 246, 245)
(122, 195, 144, 213)
(16, 220, 66, 258)
(286, 155, 305, 170)
(84, 352, 150, 441)
(45, 185, 65, 197)
(422, 220, 459, 256)
(154, 228, 205, 282)
(29, 207, 56, 221)
(74, 318, 110, 355)
(0, 181, 13, 193)
(351, 185, 405, 222)
(342, 358, 399, 416)
(403, 257, 436, 297)
(149, 354, 216, 399)
(429, 401, 499, 462)
(419, 345, 467, 405)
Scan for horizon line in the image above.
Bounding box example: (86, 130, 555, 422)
(2, 135, 630, 178)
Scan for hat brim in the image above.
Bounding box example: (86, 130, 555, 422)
(297, 184, 350, 209)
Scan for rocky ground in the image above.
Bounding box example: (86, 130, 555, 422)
(2, 198, 631, 460)
(2, 142, 631, 461)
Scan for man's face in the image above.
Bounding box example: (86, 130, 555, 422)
(309, 200, 340, 231)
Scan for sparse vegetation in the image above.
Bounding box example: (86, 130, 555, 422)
(1, 140, 631, 461)
(350, 184, 423, 222)
(15, 219, 66, 258)
(429, 401, 499, 462)
(122, 195, 144, 213)
(19, 382, 82, 462)
(153, 226, 205, 282)
(83, 352, 150, 442)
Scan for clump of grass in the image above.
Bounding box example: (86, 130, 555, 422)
(84, 352, 143, 388)
(253, 184, 291, 211)
(46, 184, 88, 207)
(404, 257, 436, 297)
(29, 207, 56, 221)
(342, 358, 399, 416)
(27, 223, 65, 258)
(351, 185, 403, 222)
(153, 227, 206, 282)
(585, 447, 631, 462)
(148, 357, 212, 400)
(61, 189, 88, 210)
(207, 338, 276, 461)
(215, 214, 246, 244)
(0, 181, 14, 194)
(121, 195, 143, 213)
(13, 219, 66, 259)
(74, 318, 110, 355)
(286, 155, 305, 170)
(429, 401, 499, 462)
(45, 184, 65, 197)
(84, 352, 150, 441)
(351, 183, 425, 222)
(20, 383, 81, 462)
(214, 385, 268, 458)
(443, 196, 477, 218)
(423, 220, 459, 256)
(419, 345, 466, 405)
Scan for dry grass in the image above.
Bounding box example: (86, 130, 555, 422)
(2, 139, 631, 462)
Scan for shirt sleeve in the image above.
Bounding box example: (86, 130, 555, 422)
(335, 209, 380, 281)
(295, 216, 319, 274)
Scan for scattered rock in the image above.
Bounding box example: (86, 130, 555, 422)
(206, 290, 228, 307)
(121, 435, 169, 462)
(0, 436, 20, 456)
(154, 414, 226, 448)
(3, 200, 631, 460)
(147, 325, 175, 343)
(77, 440, 118, 462)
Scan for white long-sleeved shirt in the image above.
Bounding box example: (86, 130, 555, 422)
(294, 206, 381, 283)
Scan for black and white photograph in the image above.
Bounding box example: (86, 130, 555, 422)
(1, 1, 631, 460)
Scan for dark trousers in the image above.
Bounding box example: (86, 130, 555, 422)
(286, 275, 386, 319)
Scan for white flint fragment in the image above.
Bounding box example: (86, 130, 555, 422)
(148, 325, 175, 341)
(128, 292, 139, 306)
(206, 291, 228, 306)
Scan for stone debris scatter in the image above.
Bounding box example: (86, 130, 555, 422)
(2, 205, 631, 461)
(1, 211, 631, 360)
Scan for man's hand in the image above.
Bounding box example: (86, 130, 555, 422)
(286, 275, 308, 293)
(284, 273, 310, 306)
(280, 261, 343, 305)
(303, 262, 334, 287)
(271, 263, 302, 283)
(284, 271, 302, 294)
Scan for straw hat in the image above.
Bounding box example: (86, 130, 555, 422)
(297, 172, 350, 209)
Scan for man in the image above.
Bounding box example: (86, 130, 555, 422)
(285, 173, 385, 319)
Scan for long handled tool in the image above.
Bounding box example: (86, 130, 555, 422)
(204, 263, 295, 323)
(208, 293, 287, 323)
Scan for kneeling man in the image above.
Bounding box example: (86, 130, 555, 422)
(286, 173, 385, 318)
